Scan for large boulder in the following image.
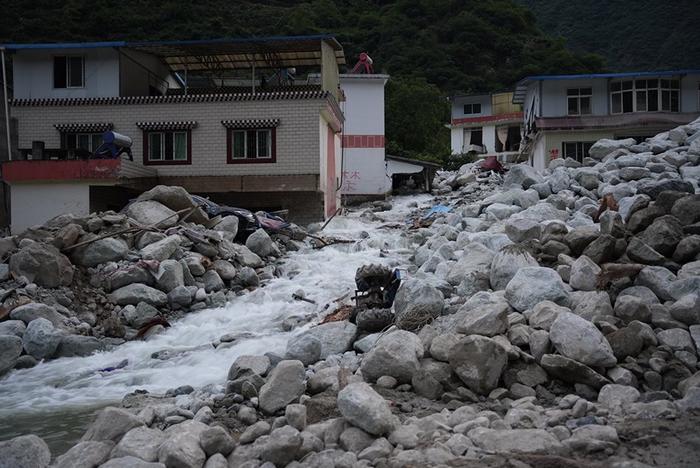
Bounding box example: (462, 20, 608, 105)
(10, 303, 66, 328)
(154, 259, 184, 293)
(158, 421, 207, 468)
(446, 243, 495, 285)
(227, 354, 271, 380)
(137, 185, 209, 225)
(81, 407, 144, 443)
(22, 318, 62, 360)
(297, 321, 357, 359)
(359, 330, 423, 383)
(588, 138, 636, 159)
(0, 335, 23, 375)
(125, 200, 178, 228)
(54, 335, 104, 358)
(337, 382, 396, 436)
(0, 434, 51, 468)
(569, 255, 601, 291)
(448, 335, 508, 394)
(109, 283, 167, 307)
(671, 195, 700, 225)
(54, 441, 114, 468)
(9, 242, 73, 287)
(111, 426, 166, 462)
(258, 360, 306, 414)
(490, 245, 538, 290)
(469, 428, 565, 455)
(455, 292, 509, 337)
(245, 228, 278, 257)
(549, 312, 616, 367)
(393, 279, 444, 330)
(214, 216, 239, 238)
(285, 334, 322, 366)
(139, 235, 181, 262)
(504, 218, 542, 243)
(639, 216, 684, 256)
(73, 237, 129, 267)
(505, 267, 569, 312)
(540, 354, 610, 389)
(503, 164, 544, 189)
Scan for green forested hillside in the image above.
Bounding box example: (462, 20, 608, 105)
(518, 0, 700, 72)
(0, 0, 606, 160)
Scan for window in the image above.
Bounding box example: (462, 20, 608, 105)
(463, 103, 482, 115)
(62, 132, 102, 152)
(143, 131, 190, 165)
(54, 56, 84, 88)
(562, 141, 594, 162)
(567, 88, 592, 115)
(227, 128, 276, 164)
(611, 78, 679, 114)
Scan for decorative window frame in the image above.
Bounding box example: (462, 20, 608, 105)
(222, 119, 279, 164)
(137, 121, 197, 166)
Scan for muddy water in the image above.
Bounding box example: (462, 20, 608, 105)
(0, 195, 433, 455)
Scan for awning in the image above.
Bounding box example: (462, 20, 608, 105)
(136, 121, 198, 131)
(54, 122, 113, 133)
(221, 119, 280, 129)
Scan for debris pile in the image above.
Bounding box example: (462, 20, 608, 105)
(5, 118, 700, 467)
(0, 185, 307, 373)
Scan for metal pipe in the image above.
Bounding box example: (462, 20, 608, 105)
(1, 48, 11, 161)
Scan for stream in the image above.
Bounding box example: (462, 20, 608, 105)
(0, 194, 432, 455)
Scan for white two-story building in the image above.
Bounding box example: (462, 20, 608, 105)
(0, 36, 347, 232)
(513, 70, 700, 170)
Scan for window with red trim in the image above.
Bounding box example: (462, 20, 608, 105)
(227, 128, 276, 164)
(142, 130, 192, 165)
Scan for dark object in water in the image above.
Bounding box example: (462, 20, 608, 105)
(135, 317, 171, 339)
(98, 359, 129, 373)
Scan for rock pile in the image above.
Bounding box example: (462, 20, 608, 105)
(6, 119, 700, 467)
(0, 185, 303, 374)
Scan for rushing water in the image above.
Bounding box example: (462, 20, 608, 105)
(0, 195, 433, 454)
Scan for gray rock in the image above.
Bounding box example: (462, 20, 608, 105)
(100, 456, 165, 468)
(125, 200, 178, 228)
(297, 321, 357, 359)
(614, 296, 652, 324)
(123, 302, 161, 329)
(137, 185, 209, 225)
(9, 242, 74, 287)
(358, 437, 393, 461)
(504, 217, 542, 243)
(22, 318, 62, 360)
(245, 228, 278, 257)
(203, 454, 227, 468)
(0, 434, 51, 468)
(238, 266, 260, 287)
(637, 179, 694, 200)
(540, 354, 609, 389)
(139, 235, 181, 262)
(10, 303, 66, 328)
(447, 243, 495, 286)
(359, 330, 423, 383)
(339, 426, 375, 453)
(168, 285, 194, 307)
(212, 260, 237, 281)
(337, 382, 396, 436)
(581, 234, 617, 264)
(618, 194, 650, 222)
(505, 267, 569, 312)
(111, 426, 165, 462)
(155, 259, 184, 293)
(639, 216, 684, 256)
(636, 267, 676, 301)
(448, 335, 508, 394)
(0, 319, 25, 337)
(107, 265, 154, 291)
(529, 330, 551, 362)
(527, 301, 568, 331)
(214, 216, 239, 238)
(564, 226, 600, 256)
(200, 426, 235, 457)
(598, 384, 640, 409)
(490, 245, 538, 290)
(569, 255, 601, 291)
(137, 232, 166, 250)
(606, 326, 644, 360)
(286, 334, 322, 366)
(455, 293, 508, 337)
(0, 335, 23, 375)
(81, 406, 144, 443)
(626, 237, 667, 265)
(285, 404, 307, 432)
(671, 194, 700, 225)
(673, 235, 700, 263)
(430, 332, 463, 362)
(109, 283, 168, 307)
(202, 270, 225, 293)
(589, 138, 636, 159)
(158, 421, 208, 468)
(228, 355, 271, 380)
(549, 312, 616, 367)
(503, 164, 544, 188)
(259, 360, 306, 414)
(657, 328, 695, 352)
(239, 421, 271, 444)
(256, 425, 302, 466)
(54, 441, 114, 468)
(393, 279, 444, 330)
(74, 238, 128, 267)
(468, 427, 565, 455)
(670, 294, 700, 325)
(54, 335, 104, 358)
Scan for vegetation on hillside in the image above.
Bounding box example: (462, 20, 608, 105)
(0, 0, 608, 162)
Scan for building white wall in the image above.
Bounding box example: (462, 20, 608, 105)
(451, 95, 491, 118)
(340, 77, 386, 134)
(483, 125, 496, 153)
(11, 183, 90, 233)
(341, 148, 390, 194)
(450, 128, 463, 154)
(540, 79, 608, 117)
(13, 48, 120, 99)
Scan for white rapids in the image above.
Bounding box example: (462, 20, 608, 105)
(0, 195, 432, 422)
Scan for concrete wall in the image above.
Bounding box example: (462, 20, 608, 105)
(12, 98, 326, 178)
(540, 79, 608, 117)
(451, 95, 491, 118)
(10, 182, 90, 233)
(13, 48, 120, 99)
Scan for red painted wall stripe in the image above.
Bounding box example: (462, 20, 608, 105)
(2, 159, 121, 182)
(342, 134, 385, 148)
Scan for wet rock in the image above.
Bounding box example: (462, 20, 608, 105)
(81, 407, 144, 443)
(9, 302, 66, 328)
(606, 326, 644, 360)
(73, 237, 128, 267)
(125, 200, 178, 228)
(490, 245, 538, 290)
(0, 335, 23, 375)
(22, 318, 62, 360)
(259, 360, 306, 414)
(448, 335, 507, 394)
(505, 267, 569, 312)
(549, 312, 616, 367)
(110, 283, 168, 307)
(55, 335, 104, 358)
(228, 355, 271, 380)
(9, 242, 74, 287)
(393, 279, 444, 330)
(359, 330, 423, 383)
(245, 228, 278, 257)
(337, 382, 396, 435)
(55, 441, 114, 468)
(671, 194, 700, 225)
(298, 321, 357, 359)
(0, 434, 51, 468)
(111, 426, 165, 462)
